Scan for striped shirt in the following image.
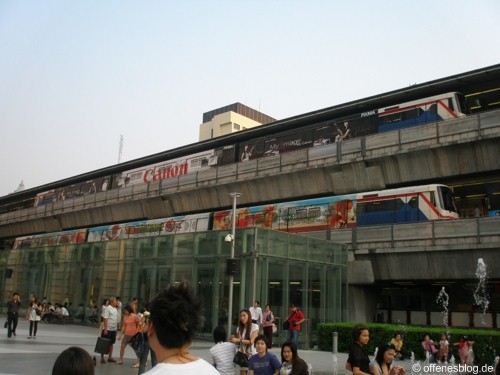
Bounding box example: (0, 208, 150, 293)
(209, 341, 236, 375)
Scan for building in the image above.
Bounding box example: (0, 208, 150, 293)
(4, 227, 348, 347)
(199, 102, 276, 141)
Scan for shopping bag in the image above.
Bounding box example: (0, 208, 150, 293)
(233, 350, 249, 367)
(94, 336, 112, 354)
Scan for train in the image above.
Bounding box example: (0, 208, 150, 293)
(12, 184, 458, 249)
(18, 91, 467, 211)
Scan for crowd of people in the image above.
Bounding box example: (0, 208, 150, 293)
(6, 287, 498, 375)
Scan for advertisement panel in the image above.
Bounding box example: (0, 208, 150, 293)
(13, 229, 87, 249)
(87, 213, 211, 242)
(213, 195, 356, 232)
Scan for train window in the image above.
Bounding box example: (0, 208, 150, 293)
(385, 113, 402, 124)
(447, 98, 455, 112)
(129, 171, 143, 181)
(358, 199, 397, 213)
(402, 108, 421, 120)
(439, 187, 458, 213)
(428, 103, 438, 115)
(408, 196, 418, 208)
(430, 192, 436, 207)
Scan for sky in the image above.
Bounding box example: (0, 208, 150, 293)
(1, 0, 500, 197)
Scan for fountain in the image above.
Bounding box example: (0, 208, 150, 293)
(473, 258, 490, 325)
(436, 286, 450, 333)
(425, 351, 431, 365)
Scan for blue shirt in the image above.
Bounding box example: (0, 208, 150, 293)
(249, 351, 281, 375)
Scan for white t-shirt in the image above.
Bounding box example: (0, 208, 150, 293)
(143, 358, 220, 375)
(239, 323, 259, 356)
(103, 305, 118, 331)
(249, 306, 263, 324)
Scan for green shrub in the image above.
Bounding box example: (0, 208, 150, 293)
(317, 323, 500, 366)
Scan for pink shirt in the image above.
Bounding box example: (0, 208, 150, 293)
(122, 313, 139, 336)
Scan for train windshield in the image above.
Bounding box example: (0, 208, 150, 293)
(455, 92, 469, 115)
(439, 186, 458, 213)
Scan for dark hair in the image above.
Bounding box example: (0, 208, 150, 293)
(123, 305, 133, 314)
(238, 309, 252, 340)
(52, 346, 94, 375)
(352, 324, 369, 342)
(375, 343, 396, 366)
(13, 292, 19, 296)
(254, 334, 269, 349)
(213, 325, 227, 343)
(149, 282, 202, 349)
(281, 341, 299, 363)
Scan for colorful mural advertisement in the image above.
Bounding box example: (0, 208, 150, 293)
(213, 195, 356, 232)
(13, 229, 88, 249)
(87, 213, 210, 242)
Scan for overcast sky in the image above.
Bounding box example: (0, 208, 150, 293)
(1, 0, 499, 197)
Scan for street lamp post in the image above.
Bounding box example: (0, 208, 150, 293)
(227, 192, 241, 340)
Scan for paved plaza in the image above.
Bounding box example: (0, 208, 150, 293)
(0, 317, 346, 375)
(1, 317, 493, 374)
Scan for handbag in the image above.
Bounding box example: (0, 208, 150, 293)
(272, 323, 278, 334)
(233, 350, 249, 368)
(282, 319, 290, 330)
(94, 336, 112, 354)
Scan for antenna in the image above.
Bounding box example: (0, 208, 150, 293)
(117, 135, 124, 163)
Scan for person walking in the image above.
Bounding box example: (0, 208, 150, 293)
(26, 295, 42, 339)
(284, 305, 305, 347)
(118, 305, 140, 365)
(262, 304, 275, 348)
(6, 292, 21, 338)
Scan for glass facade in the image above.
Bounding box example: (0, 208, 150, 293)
(1, 228, 348, 347)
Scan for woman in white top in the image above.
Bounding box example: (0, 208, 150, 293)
(230, 308, 259, 375)
(26, 295, 42, 339)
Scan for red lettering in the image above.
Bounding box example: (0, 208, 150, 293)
(143, 163, 190, 184)
(143, 169, 153, 183)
